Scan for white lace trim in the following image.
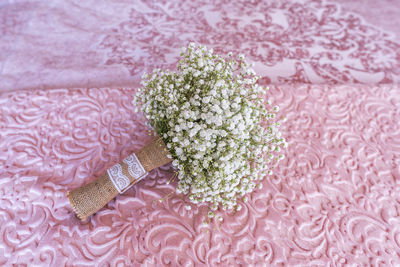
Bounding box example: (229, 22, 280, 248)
(107, 153, 147, 193)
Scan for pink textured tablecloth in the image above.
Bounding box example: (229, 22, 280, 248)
(1, 0, 400, 266)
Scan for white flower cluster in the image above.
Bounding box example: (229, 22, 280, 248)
(134, 43, 287, 210)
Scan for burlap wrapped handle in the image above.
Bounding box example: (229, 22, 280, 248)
(67, 138, 172, 221)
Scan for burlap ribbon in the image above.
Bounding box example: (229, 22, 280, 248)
(67, 138, 172, 220)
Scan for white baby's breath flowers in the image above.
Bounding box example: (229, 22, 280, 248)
(134, 43, 287, 210)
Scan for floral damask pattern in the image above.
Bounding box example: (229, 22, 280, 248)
(98, 0, 400, 84)
(0, 84, 399, 266)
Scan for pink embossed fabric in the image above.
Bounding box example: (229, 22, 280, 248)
(1, 0, 400, 266)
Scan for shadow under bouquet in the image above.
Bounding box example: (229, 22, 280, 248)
(68, 43, 287, 221)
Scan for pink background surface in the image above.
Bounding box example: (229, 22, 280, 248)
(1, 0, 400, 92)
(1, 0, 400, 266)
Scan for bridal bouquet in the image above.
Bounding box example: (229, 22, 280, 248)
(68, 43, 287, 220)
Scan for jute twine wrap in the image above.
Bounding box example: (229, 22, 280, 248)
(67, 138, 172, 221)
